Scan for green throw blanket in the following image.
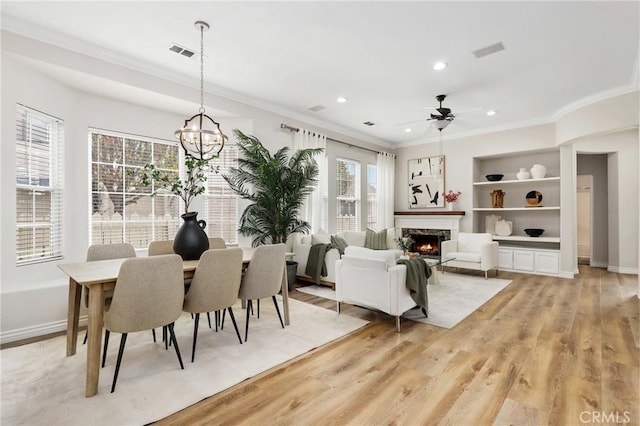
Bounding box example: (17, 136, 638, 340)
(305, 243, 333, 284)
(397, 258, 432, 316)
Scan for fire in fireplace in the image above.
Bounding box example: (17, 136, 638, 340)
(403, 228, 451, 260)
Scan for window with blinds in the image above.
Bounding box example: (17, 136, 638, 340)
(336, 158, 360, 232)
(205, 146, 239, 244)
(89, 130, 181, 249)
(16, 105, 64, 265)
(367, 164, 377, 229)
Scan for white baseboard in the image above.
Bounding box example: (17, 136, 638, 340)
(608, 266, 639, 274)
(590, 261, 608, 268)
(1, 316, 87, 345)
(558, 271, 575, 279)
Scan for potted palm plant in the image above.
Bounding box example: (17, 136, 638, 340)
(224, 129, 323, 288)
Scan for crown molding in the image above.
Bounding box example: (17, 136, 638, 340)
(552, 84, 639, 121)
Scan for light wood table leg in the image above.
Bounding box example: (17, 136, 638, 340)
(66, 278, 82, 356)
(86, 284, 104, 397)
(281, 262, 290, 326)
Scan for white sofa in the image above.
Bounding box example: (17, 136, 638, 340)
(440, 232, 499, 279)
(335, 246, 416, 332)
(291, 229, 402, 287)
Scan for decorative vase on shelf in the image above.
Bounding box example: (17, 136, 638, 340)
(490, 189, 505, 208)
(530, 164, 547, 179)
(447, 202, 455, 211)
(495, 219, 513, 236)
(516, 168, 531, 180)
(173, 211, 209, 260)
(485, 214, 501, 235)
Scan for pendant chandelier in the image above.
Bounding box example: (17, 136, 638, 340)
(175, 21, 227, 160)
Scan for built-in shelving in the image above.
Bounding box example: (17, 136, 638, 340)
(473, 176, 560, 186)
(472, 150, 562, 276)
(492, 235, 560, 243)
(473, 207, 560, 212)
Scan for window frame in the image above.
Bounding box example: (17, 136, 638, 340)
(335, 157, 361, 232)
(15, 104, 64, 266)
(88, 129, 181, 249)
(204, 144, 239, 245)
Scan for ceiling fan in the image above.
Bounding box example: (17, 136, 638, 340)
(426, 94, 454, 131)
(396, 94, 458, 132)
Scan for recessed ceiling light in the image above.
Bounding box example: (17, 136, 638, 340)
(433, 61, 448, 71)
(486, 110, 497, 116)
(336, 97, 348, 103)
(404, 128, 412, 133)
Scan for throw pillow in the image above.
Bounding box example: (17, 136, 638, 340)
(330, 234, 349, 255)
(311, 229, 331, 245)
(364, 228, 387, 250)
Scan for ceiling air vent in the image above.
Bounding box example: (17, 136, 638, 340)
(308, 105, 326, 112)
(473, 42, 505, 58)
(169, 43, 196, 58)
(363, 121, 375, 126)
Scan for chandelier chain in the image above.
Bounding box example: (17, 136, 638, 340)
(199, 23, 205, 113)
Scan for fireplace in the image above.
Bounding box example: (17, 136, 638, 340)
(403, 228, 451, 260)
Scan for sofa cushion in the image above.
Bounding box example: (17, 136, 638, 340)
(344, 246, 396, 269)
(385, 227, 399, 250)
(340, 231, 366, 247)
(365, 228, 387, 250)
(330, 234, 349, 255)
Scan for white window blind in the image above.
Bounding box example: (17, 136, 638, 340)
(367, 164, 378, 230)
(205, 146, 239, 244)
(89, 130, 181, 249)
(16, 104, 64, 265)
(336, 158, 360, 232)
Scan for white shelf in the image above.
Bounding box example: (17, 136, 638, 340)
(493, 235, 560, 243)
(473, 177, 560, 186)
(473, 207, 560, 211)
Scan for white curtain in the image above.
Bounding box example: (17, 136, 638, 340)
(294, 128, 327, 232)
(376, 151, 395, 230)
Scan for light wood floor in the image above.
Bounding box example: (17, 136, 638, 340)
(153, 266, 639, 426)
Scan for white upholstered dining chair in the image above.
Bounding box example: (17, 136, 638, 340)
(183, 248, 244, 362)
(103, 254, 185, 392)
(238, 243, 286, 342)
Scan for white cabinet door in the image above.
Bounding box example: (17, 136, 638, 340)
(498, 249, 513, 269)
(535, 251, 559, 274)
(513, 250, 535, 271)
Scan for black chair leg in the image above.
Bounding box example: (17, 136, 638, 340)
(83, 330, 88, 345)
(221, 309, 226, 330)
(257, 299, 260, 318)
(227, 307, 242, 345)
(111, 333, 128, 393)
(215, 311, 219, 332)
(245, 300, 252, 342)
(168, 322, 184, 370)
(152, 328, 156, 343)
(272, 296, 284, 329)
(102, 329, 110, 368)
(191, 313, 200, 363)
(163, 326, 168, 350)
(207, 312, 212, 329)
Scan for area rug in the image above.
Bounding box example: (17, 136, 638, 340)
(297, 272, 512, 329)
(0, 297, 368, 426)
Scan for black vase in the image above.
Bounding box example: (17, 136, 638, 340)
(173, 212, 209, 260)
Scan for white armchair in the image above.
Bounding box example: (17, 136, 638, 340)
(440, 232, 499, 279)
(335, 246, 416, 332)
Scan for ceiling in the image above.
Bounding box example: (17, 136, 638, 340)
(1, 1, 638, 147)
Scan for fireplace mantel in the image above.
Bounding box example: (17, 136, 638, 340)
(394, 212, 463, 240)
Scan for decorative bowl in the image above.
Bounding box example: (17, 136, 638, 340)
(485, 174, 504, 181)
(524, 228, 545, 237)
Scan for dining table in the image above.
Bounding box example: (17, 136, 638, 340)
(58, 247, 293, 397)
